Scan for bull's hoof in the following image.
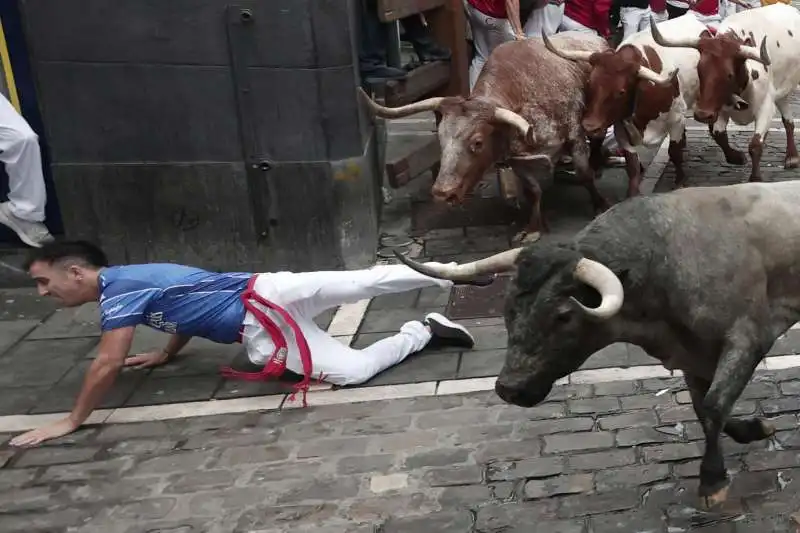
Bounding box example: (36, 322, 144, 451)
(725, 418, 775, 444)
(699, 482, 729, 510)
(512, 230, 541, 247)
(785, 156, 800, 169)
(748, 174, 763, 182)
(725, 150, 746, 166)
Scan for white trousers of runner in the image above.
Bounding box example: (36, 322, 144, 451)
(0, 92, 46, 222)
(463, 1, 516, 91)
(620, 6, 652, 41)
(523, 4, 566, 38)
(241, 265, 453, 386)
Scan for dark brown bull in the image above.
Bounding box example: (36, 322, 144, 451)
(358, 33, 616, 244)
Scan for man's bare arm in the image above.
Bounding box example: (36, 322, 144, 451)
(69, 326, 136, 426)
(10, 326, 135, 447)
(506, 0, 525, 39)
(164, 334, 191, 359)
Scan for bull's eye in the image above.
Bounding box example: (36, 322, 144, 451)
(470, 139, 484, 153)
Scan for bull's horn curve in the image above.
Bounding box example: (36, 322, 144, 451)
(393, 248, 524, 285)
(738, 36, 771, 66)
(571, 258, 624, 320)
(494, 107, 536, 145)
(649, 15, 700, 49)
(637, 65, 678, 87)
(357, 87, 445, 119)
(542, 33, 594, 63)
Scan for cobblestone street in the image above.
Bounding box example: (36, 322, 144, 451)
(4, 371, 800, 532)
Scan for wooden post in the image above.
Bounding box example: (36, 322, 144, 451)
(426, 0, 469, 97)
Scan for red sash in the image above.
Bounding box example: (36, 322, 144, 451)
(220, 276, 321, 407)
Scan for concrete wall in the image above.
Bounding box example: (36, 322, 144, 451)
(18, 0, 382, 272)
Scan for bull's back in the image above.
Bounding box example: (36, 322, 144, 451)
(720, 4, 800, 99)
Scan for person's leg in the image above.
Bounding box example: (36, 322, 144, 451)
(558, 16, 598, 34)
(242, 310, 473, 383)
(0, 93, 53, 248)
(255, 262, 457, 319)
(401, 14, 452, 62)
(358, 0, 407, 82)
(524, 3, 565, 37)
(464, 1, 514, 90)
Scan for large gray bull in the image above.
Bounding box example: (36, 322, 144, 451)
(396, 180, 800, 509)
(358, 32, 616, 244)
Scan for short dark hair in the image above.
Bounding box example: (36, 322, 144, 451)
(23, 240, 110, 271)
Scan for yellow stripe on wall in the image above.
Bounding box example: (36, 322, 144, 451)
(0, 17, 21, 113)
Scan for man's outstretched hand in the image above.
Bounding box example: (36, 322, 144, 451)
(124, 350, 170, 369)
(10, 417, 79, 447)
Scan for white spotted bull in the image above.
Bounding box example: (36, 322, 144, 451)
(650, 3, 800, 181)
(544, 12, 750, 192)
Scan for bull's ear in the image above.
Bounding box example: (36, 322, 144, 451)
(743, 35, 755, 47)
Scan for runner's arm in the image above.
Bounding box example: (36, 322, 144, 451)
(163, 334, 192, 360)
(69, 326, 136, 426)
(505, 0, 525, 39)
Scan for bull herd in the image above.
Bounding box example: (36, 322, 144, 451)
(369, 4, 800, 511)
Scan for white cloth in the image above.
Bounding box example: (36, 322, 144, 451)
(650, 9, 669, 24)
(241, 265, 452, 386)
(0, 92, 46, 222)
(692, 10, 721, 30)
(463, 1, 516, 90)
(621, 6, 652, 41)
(523, 3, 566, 38)
(559, 15, 597, 34)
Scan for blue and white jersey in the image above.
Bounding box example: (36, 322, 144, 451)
(98, 264, 251, 344)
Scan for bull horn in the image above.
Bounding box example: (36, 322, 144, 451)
(637, 65, 678, 87)
(494, 107, 536, 145)
(649, 15, 700, 49)
(357, 87, 444, 119)
(542, 33, 594, 63)
(738, 36, 771, 66)
(393, 248, 523, 285)
(571, 258, 624, 320)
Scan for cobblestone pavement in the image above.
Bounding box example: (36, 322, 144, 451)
(4, 370, 800, 532)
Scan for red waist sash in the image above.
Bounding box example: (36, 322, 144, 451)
(220, 275, 320, 406)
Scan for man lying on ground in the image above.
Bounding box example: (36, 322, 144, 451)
(10, 241, 475, 447)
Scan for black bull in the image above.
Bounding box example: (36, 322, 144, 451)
(396, 181, 800, 509)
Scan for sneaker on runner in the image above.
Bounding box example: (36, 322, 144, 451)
(424, 312, 475, 348)
(0, 202, 55, 248)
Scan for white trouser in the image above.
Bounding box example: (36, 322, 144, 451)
(241, 265, 453, 386)
(559, 15, 597, 34)
(649, 9, 669, 24)
(463, 1, 515, 90)
(691, 10, 721, 30)
(621, 6, 652, 41)
(0, 92, 46, 222)
(523, 3, 565, 38)
(722, 0, 758, 15)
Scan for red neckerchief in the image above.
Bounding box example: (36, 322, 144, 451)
(220, 276, 323, 407)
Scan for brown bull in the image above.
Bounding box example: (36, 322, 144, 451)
(358, 32, 618, 244)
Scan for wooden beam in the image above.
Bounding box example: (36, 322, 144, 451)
(377, 0, 446, 22)
(384, 134, 440, 188)
(380, 60, 450, 107)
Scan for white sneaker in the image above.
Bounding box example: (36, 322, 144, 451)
(0, 202, 54, 248)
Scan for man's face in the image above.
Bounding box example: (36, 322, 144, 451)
(28, 260, 95, 307)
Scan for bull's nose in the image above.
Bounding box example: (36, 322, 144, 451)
(432, 186, 460, 204)
(495, 381, 550, 408)
(582, 123, 605, 138)
(694, 109, 716, 124)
